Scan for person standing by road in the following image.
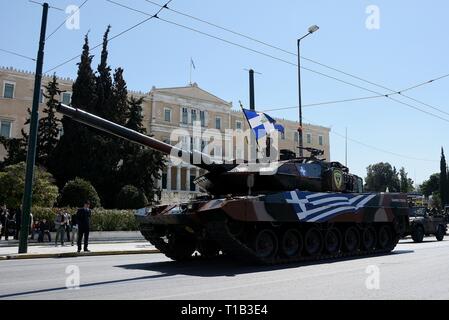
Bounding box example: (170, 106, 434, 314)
(54, 210, 67, 246)
(0, 205, 10, 241)
(39, 219, 51, 243)
(70, 212, 78, 246)
(76, 201, 92, 253)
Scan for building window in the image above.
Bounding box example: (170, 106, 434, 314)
(40, 89, 44, 104)
(61, 92, 72, 105)
(319, 135, 324, 146)
(215, 117, 221, 130)
(306, 133, 312, 144)
(294, 132, 299, 142)
(200, 111, 206, 127)
(3, 82, 15, 99)
(0, 120, 12, 138)
(191, 109, 197, 124)
(281, 131, 285, 140)
(236, 148, 243, 160)
(182, 107, 188, 124)
(236, 121, 242, 130)
(164, 108, 171, 122)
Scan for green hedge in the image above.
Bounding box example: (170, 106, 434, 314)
(31, 207, 139, 232)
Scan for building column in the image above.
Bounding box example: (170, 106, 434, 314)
(166, 165, 172, 191)
(186, 167, 191, 192)
(196, 168, 200, 192)
(176, 166, 181, 191)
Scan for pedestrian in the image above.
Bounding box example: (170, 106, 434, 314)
(31, 219, 40, 241)
(64, 211, 71, 243)
(39, 219, 51, 243)
(0, 205, 10, 241)
(71, 211, 78, 247)
(14, 207, 22, 240)
(54, 210, 67, 246)
(76, 200, 92, 253)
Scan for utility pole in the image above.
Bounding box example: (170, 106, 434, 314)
(19, 3, 49, 254)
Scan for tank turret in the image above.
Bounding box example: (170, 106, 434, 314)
(57, 103, 363, 197)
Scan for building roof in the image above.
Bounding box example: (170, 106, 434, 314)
(151, 83, 231, 105)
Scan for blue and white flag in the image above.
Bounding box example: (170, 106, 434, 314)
(284, 190, 377, 223)
(242, 108, 285, 142)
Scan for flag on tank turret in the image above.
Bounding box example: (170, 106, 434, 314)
(242, 108, 285, 142)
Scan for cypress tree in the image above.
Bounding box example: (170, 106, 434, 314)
(440, 148, 448, 207)
(48, 34, 98, 191)
(38, 74, 61, 167)
(95, 25, 113, 119)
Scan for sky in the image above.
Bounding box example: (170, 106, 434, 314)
(1, 0, 448, 185)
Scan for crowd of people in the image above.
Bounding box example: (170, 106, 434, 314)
(0, 201, 92, 252)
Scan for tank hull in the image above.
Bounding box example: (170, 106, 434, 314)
(136, 191, 409, 264)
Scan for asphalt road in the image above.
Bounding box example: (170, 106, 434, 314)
(1, 238, 449, 300)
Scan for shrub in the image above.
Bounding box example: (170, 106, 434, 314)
(31, 207, 139, 232)
(59, 178, 101, 208)
(116, 185, 148, 209)
(0, 162, 58, 208)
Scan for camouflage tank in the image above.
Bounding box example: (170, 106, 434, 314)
(57, 104, 410, 264)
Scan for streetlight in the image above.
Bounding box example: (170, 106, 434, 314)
(297, 25, 319, 157)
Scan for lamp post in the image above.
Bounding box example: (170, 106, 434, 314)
(297, 25, 319, 157)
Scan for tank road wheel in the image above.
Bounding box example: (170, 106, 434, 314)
(361, 226, 377, 251)
(198, 240, 220, 258)
(343, 227, 360, 254)
(411, 225, 424, 243)
(324, 228, 341, 255)
(378, 225, 393, 249)
(304, 228, 323, 257)
(435, 225, 445, 242)
(165, 233, 197, 261)
(281, 229, 303, 258)
(253, 229, 278, 260)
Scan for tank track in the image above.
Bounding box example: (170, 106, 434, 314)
(141, 223, 400, 265)
(206, 222, 400, 265)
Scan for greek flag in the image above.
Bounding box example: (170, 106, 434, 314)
(242, 108, 285, 141)
(285, 190, 377, 223)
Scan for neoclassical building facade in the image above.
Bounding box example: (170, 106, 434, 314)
(0, 66, 331, 203)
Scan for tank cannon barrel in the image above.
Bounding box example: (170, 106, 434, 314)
(56, 103, 220, 171)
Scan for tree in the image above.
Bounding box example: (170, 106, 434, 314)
(38, 74, 61, 167)
(111, 67, 128, 125)
(440, 148, 448, 206)
(0, 162, 58, 208)
(116, 185, 148, 209)
(420, 173, 440, 197)
(118, 96, 165, 204)
(399, 167, 415, 193)
(365, 162, 401, 192)
(0, 137, 27, 170)
(95, 25, 113, 119)
(48, 33, 98, 193)
(58, 178, 101, 208)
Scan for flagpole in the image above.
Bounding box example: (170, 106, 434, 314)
(189, 58, 192, 85)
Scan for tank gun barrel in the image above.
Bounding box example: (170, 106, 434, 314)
(56, 103, 219, 171)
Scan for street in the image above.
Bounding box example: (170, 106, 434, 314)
(1, 238, 448, 300)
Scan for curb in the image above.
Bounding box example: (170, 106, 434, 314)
(0, 249, 160, 261)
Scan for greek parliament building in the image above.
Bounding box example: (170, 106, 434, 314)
(0, 66, 331, 203)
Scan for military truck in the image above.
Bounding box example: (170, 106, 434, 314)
(405, 206, 447, 243)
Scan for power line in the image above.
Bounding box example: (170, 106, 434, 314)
(44, 0, 172, 74)
(0, 48, 36, 62)
(144, 0, 449, 118)
(46, 0, 90, 41)
(28, 0, 64, 11)
(106, 1, 449, 123)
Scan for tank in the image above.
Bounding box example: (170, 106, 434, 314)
(57, 103, 410, 264)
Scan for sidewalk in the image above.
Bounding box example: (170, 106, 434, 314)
(0, 240, 159, 261)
